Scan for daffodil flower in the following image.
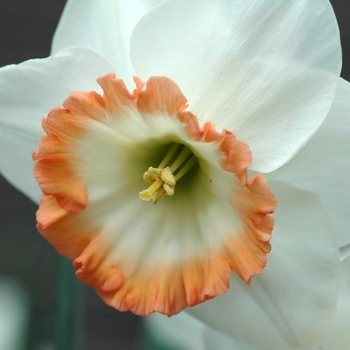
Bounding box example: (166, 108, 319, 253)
(0, 0, 349, 349)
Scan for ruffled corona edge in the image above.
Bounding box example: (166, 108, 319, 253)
(33, 73, 277, 316)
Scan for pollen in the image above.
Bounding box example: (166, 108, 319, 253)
(139, 143, 198, 204)
(139, 167, 176, 204)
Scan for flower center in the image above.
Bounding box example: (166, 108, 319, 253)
(139, 143, 197, 204)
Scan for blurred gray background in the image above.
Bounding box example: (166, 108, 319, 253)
(0, 0, 349, 349)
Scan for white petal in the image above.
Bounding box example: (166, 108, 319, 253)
(187, 181, 341, 348)
(130, 0, 341, 172)
(145, 312, 207, 350)
(0, 47, 114, 203)
(200, 255, 350, 350)
(203, 328, 257, 350)
(340, 243, 350, 262)
(266, 78, 350, 248)
(51, 0, 163, 88)
(153, 257, 350, 350)
(300, 257, 350, 350)
(146, 310, 253, 350)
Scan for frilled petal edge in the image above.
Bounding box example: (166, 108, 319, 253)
(144, 257, 350, 350)
(33, 73, 276, 316)
(187, 181, 341, 348)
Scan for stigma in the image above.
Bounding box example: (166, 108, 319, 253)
(139, 143, 198, 204)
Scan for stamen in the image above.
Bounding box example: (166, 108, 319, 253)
(169, 147, 192, 173)
(174, 155, 197, 181)
(139, 144, 198, 204)
(158, 143, 181, 169)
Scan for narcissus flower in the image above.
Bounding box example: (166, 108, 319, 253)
(0, 0, 349, 349)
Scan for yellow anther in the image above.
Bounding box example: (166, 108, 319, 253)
(139, 167, 176, 204)
(139, 144, 197, 204)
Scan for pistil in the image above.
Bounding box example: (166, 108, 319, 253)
(139, 144, 198, 204)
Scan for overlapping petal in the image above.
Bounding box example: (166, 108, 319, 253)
(204, 258, 350, 350)
(267, 78, 350, 248)
(52, 0, 163, 88)
(145, 258, 350, 350)
(145, 312, 207, 350)
(187, 181, 340, 348)
(300, 257, 350, 350)
(203, 328, 255, 350)
(0, 47, 114, 203)
(145, 311, 250, 350)
(130, 0, 341, 173)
